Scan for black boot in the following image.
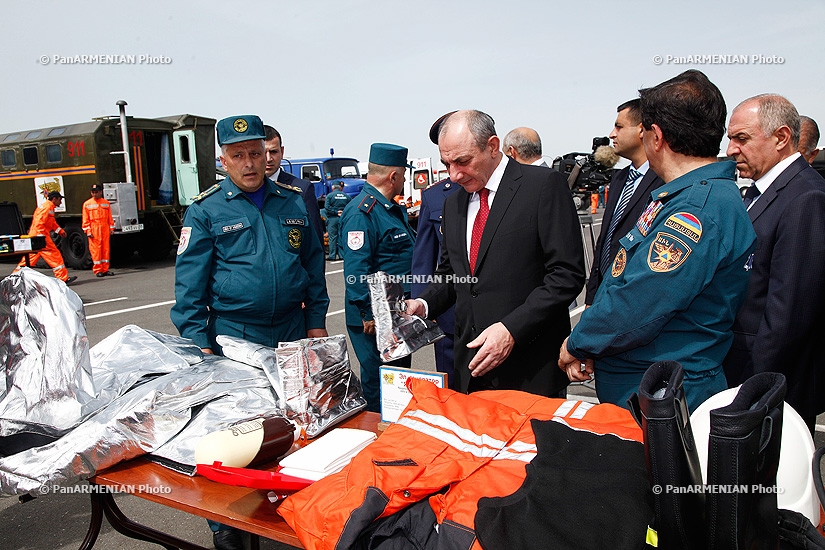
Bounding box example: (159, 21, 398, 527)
(706, 372, 786, 550)
(627, 360, 704, 550)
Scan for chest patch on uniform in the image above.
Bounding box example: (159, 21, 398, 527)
(392, 232, 408, 241)
(347, 230, 364, 250)
(648, 232, 691, 272)
(611, 248, 627, 277)
(177, 227, 192, 255)
(222, 222, 245, 233)
(288, 228, 302, 249)
(663, 212, 702, 243)
(636, 200, 663, 237)
(285, 218, 305, 226)
(636, 201, 664, 237)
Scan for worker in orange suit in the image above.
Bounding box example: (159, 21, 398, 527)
(82, 183, 115, 277)
(15, 190, 76, 284)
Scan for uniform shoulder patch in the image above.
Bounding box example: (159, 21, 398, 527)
(358, 195, 377, 214)
(611, 248, 627, 277)
(663, 212, 702, 243)
(191, 183, 221, 202)
(648, 232, 691, 273)
(177, 227, 192, 255)
(274, 180, 302, 193)
(347, 230, 365, 250)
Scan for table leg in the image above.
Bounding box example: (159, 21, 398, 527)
(81, 489, 210, 550)
(78, 491, 104, 550)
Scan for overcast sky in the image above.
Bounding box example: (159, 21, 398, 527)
(2, 0, 823, 166)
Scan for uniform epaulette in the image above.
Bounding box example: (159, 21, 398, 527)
(274, 180, 303, 193)
(191, 183, 221, 202)
(358, 195, 377, 214)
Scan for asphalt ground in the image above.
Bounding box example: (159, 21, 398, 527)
(1, 207, 823, 549)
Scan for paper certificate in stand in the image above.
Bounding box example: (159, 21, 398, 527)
(379, 367, 446, 423)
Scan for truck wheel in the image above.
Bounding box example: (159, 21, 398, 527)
(61, 223, 93, 270)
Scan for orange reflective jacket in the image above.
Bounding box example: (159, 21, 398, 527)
(278, 379, 643, 550)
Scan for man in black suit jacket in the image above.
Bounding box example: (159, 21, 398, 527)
(264, 125, 325, 245)
(723, 94, 825, 432)
(585, 99, 665, 304)
(407, 110, 585, 397)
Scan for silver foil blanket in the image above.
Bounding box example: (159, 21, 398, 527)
(0, 268, 94, 436)
(369, 271, 444, 362)
(218, 334, 366, 438)
(0, 349, 279, 496)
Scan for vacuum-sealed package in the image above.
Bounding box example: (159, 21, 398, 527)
(275, 335, 366, 438)
(369, 271, 444, 362)
(217, 334, 366, 439)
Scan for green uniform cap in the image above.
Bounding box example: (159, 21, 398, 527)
(217, 115, 265, 146)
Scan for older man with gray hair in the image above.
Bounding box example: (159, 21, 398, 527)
(723, 94, 825, 433)
(502, 126, 548, 167)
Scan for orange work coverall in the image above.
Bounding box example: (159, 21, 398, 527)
(82, 196, 114, 275)
(16, 201, 69, 281)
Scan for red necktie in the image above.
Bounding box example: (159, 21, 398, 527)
(469, 188, 489, 274)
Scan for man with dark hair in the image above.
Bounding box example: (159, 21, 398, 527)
(585, 99, 664, 304)
(502, 127, 548, 167)
(723, 94, 825, 433)
(407, 110, 585, 398)
(263, 124, 324, 245)
(560, 70, 756, 413)
(798, 115, 820, 164)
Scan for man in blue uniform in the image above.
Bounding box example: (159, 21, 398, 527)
(172, 115, 329, 354)
(559, 70, 757, 413)
(341, 143, 415, 411)
(171, 115, 329, 549)
(324, 181, 351, 260)
(411, 112, 460, 387)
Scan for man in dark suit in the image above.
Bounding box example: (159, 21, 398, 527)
(264, 125, 325, 245)
(585, 99, 665, 304)
(723, 94, 825, 432)
(407, 110, 585, 397)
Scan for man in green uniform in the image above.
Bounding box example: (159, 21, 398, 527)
(340, 143, 415, 411)
(559, 70, 757, 413)
(324, 181, 351, 260)
(171, 114, 329, 549)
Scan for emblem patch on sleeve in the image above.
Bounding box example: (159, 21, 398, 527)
(636, 200, 663, 237)
(288, 228, 302, 249)
(663, 212, 702, 243)
(347, 230, 364, 250)
(611, 248, 627, 277)
(648, 232, 691, 272)
(177, 227, 191, 255)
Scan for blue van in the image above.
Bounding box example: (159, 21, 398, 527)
(280, 156, 365, 205)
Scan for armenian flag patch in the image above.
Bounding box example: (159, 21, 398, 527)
(664, 212, 702, 243)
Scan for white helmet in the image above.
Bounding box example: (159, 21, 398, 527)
(690, 386, 820, 524)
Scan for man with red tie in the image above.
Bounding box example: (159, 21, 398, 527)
(407, 110, 585, 397)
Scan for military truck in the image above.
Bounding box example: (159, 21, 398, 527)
(0, 102, 216, 268)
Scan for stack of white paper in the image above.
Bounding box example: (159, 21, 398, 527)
(279, 428, 376, 481)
